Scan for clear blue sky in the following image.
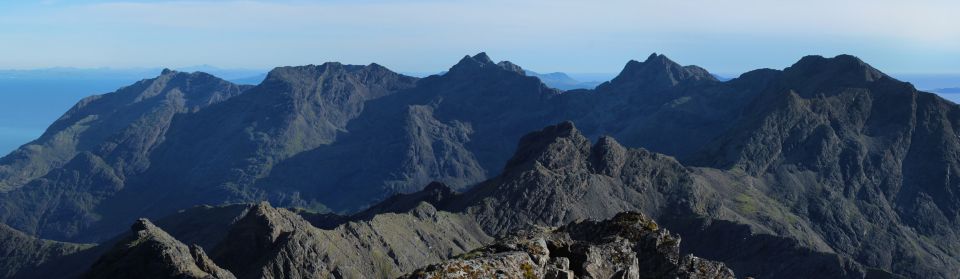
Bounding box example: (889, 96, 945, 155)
(1, 0, 958, 74)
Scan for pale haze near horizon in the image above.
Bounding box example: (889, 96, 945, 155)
(0, 0, 958, 75)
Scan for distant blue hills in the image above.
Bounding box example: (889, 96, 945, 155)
(524, 70, 605, 90)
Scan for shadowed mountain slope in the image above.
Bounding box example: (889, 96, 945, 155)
(0, 224, 92, 279)
(0, 70, 248, 241)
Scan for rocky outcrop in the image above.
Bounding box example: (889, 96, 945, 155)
(455, 121, 702, 236)
(83, 219, 234, 279)
(402, 212, 734, 279)
(447, 122, 886, 279)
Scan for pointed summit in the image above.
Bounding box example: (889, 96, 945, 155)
(452, 52, 496, 69)
(447, 52, 527, 76)
(472, 52, 494, 64)
(601, 53, 717, 91)
(85, 218, 235, 279)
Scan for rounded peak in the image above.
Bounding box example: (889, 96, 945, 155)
(589, 136, 627, 176)
(423, 181, 454, 193)
(790, 54, 874, 72)
(447, 52, 530, 77)
(786, 54, 887, 84)
(366, 62, 388, 70)
(131, 218, 157, 232)
(504, 121, 590, 171)
(264, 62, 399, 82)
(161, 68, 175, 75)
(252, 201, 274, 211)
(594, 135, 624, 149)
(604, 53, 718, 90)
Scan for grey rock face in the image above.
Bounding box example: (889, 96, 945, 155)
(402, 212, 735, 279)
(83, 219, 235, 279)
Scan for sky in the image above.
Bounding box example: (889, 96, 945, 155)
(1, 0, 959, 75)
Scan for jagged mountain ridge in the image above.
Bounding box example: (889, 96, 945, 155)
(448, 122, 884, 278)
(34, 201, 491, 279)
(0, 52, 957, 278)
(26, 122, 891, 279)
(82, 219, 235, 279)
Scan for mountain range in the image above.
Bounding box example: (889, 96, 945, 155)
(524, 71, 603, 90)
(0, 52, 958, 278)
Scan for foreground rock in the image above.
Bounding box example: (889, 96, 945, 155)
(403, 212, 734, 279)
